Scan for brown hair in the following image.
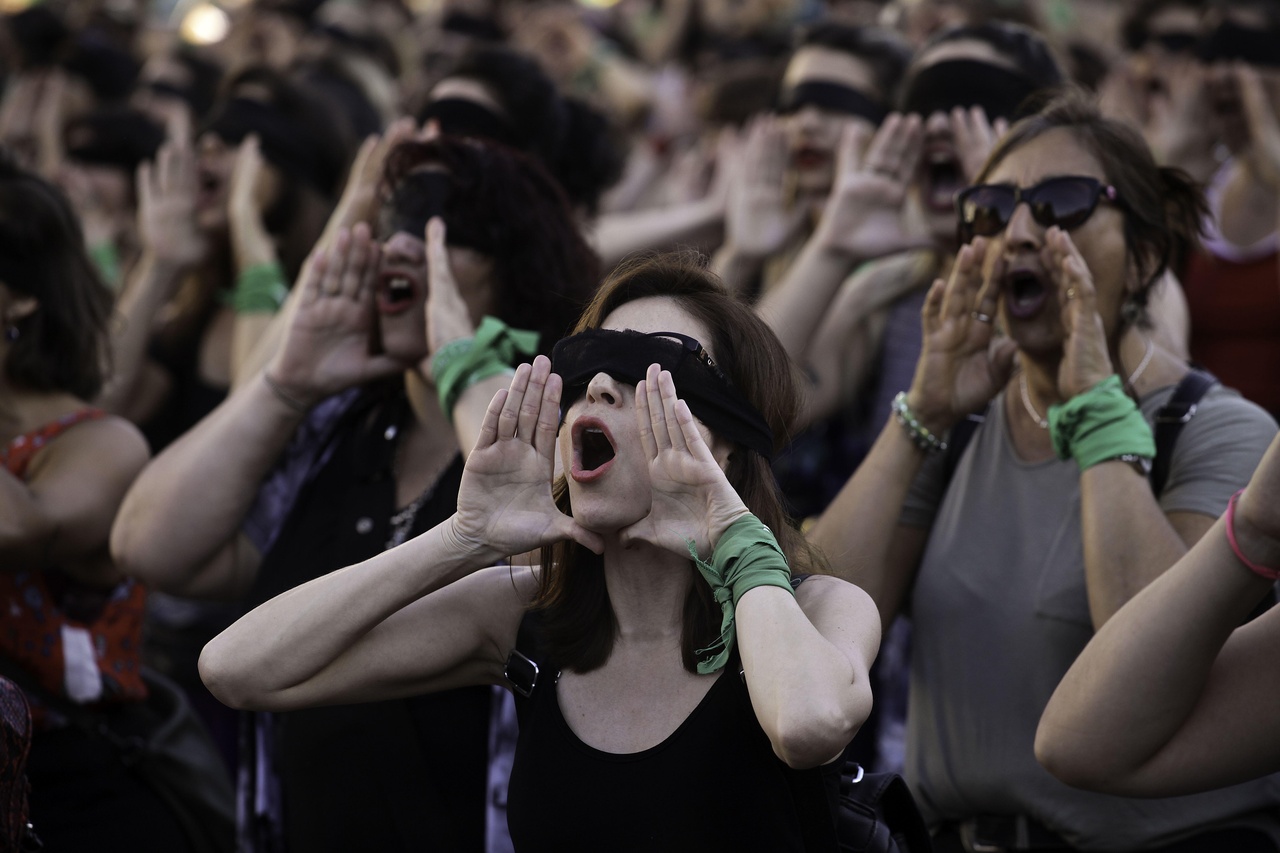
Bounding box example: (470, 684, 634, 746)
(533, 253, 828, 675)
(974, 90, 1208, 325)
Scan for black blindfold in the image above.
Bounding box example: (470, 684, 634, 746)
(902, 59, 1040, 121)
(378, 169, 500, 256)
(551, 328, 775, 459)
(418, 98, 521, 150)
(777, 81, 887, 125)
(64, 111, 165, 173)
(202, 97, 331, 194)
(1198, 20, 1280, 67)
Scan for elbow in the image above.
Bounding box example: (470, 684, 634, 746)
(109, 512, 165, 588)
(1034, 722, 1111, 793)
(772, 691, 872, 770)
(199, 638, 269, 712)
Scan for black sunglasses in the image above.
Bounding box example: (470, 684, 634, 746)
(955, 176, 1120, 244)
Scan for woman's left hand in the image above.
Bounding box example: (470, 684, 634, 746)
(421, 217, 476, 362)
(1044, 226, 1115, 398)
(620, 364, 750, 559)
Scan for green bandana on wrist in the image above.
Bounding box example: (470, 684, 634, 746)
(432, 316, 540, 421)
(686, 514, 794, 674)
(1049, 374, 1155, 472)
(233, 261, 289, 314)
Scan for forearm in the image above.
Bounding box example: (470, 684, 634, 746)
(97, 252, 186, 413)
(709, 244, 764, 297)
(1079, 462, 1196, 626)
(736, 586, 870, 768)
(809, 417, 927, 622)
(756, 239, 858, 362)
(1037, 509, 1279, 792)
(111, 374, 306, 587)
(199, 514, 501, 710)
(591, 198, 722, 267)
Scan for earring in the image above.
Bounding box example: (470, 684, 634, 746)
(1120, 294, 1144, 326)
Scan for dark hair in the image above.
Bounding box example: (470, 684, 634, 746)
(1208, 0, 1280, 29)
(974, 91, 1207, 323)
(171, 50, 224, 120)
(1122, 0, 1208, 50)
(382, 137, 599, 351)
(793, 22, 913, 105)
(62, 31, 140, 103)
(549, 97, 625, 217)
(0, 154, 112, 399)
(533, 253, 828, 675)
(919, 21, 1066, 91)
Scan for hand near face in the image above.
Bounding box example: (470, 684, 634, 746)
(136, 135, 207, 270)
(908, 238, 1018, 432)
(421, 217, 476, 363)
(1043, 226, 1116, 399)
(227, 134, 273, 219)
(455, 357, 604, 556)
(950, 106, 1009, 183)
(267, 224, 405, 406)
(619, 365, 750, 559)
(813, 113, 929, 260)
(1236, 63, 1280, 190)
(724, 116, 808, 259)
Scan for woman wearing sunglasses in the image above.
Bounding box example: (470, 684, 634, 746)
(811, 93, 1280, 852)
(197, 254, 880, 851)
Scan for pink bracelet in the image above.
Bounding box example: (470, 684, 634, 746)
(1224, 489, 1280, 581)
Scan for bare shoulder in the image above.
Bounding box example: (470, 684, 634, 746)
(25, 413, 149, 483)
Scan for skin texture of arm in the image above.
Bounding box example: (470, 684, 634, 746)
(737, 575, 880, 768)
(3, 414, 149, 583)
(1037, 434, 1280, 796)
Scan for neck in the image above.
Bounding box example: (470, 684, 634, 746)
(404, 370, 452, 435)
(599, 537, 694, 643)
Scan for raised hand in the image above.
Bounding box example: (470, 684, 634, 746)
(907, 238, 1018, 432)
(1145, 59, 1215, 175)
(421, 217, 475, 360)
(950, 106, 1008, 182)
(620, 365, 749, 559)
(266, 224, 404, 406)
(812, 113, 927, 260)
(724, 116, 808, 259)
(136, 135, 207, 270)
(455, 357, 604, 556)
(1237, 63, 1280, 190)
(1043, 227, 1114, 399)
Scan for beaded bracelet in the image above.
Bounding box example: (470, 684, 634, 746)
(1224, 489, 1280, 581)
(891, 391, 948, 454)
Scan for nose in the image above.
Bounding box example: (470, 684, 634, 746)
(585, 372, 625, 408)
(381, 230, 425, 262)
(923, 110, 951, 134)
(793, 105, 824, 132)
(1002, 198, 1041, 252)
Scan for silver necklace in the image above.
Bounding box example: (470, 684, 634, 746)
(1019, 335, 1156, 431)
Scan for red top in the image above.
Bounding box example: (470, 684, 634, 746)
(1183, 249, 1280, 417)
(0, 410, 147, 727)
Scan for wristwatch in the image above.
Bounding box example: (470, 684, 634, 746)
(1110, 453, 1153, 477)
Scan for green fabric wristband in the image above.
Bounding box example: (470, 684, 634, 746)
(686, 513, 794, 675)
(1049, 374, 1155, 472)
(90, 242, 121, 291)
(432, 316, 540, 421)
(232, 262, 289, 314)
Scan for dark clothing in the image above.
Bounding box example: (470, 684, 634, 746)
(507, 617, 839, 853)
(241, 387, 489, 853)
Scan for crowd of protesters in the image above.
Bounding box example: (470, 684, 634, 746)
(1, 0, 1279, 851)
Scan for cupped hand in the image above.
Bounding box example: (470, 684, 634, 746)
(1043, 227, 1115, 399)
(724, 116, 808, 259)
(950, 106, 1008, 183)
(1237, 63, 1280, 190)
(228, 135, 273, 218)
(1145, 59, 1214, 171)
(455, 357, 604, 556)
(619, 365, 749, 559)
(266, 223, 405, 405)
(813, 113, 928, 260)
(907, 238, 1018, 432)
(136, 137, 207, 269)
(421, 217, 476, 364)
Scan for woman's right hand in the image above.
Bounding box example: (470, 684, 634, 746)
(265, 224, 406, 407)
(136, 135, 208, 271)
(723, 116, 807, 259)
(907, 238, 1018, 432)
(454, 357, 604, 557)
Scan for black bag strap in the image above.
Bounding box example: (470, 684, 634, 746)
(1150, 368, 1218, 498)
(837, 761, 933, 853)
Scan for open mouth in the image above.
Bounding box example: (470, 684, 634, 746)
(571, 418, 617, 483)
(924, 152, 962, 213)
(376, 273, 417, 314)
(195, 170, 223, 210)
(1003, 268, 1050, 320)
(791, 145, 830, 172)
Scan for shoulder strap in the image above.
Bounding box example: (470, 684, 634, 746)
(507, 611, 548, 728)
(1150, 369, 1219, 498)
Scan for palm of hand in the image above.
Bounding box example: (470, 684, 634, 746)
(456, 438, 564, 556)
(823, 173, 911, 256)
(731, 184, 801, 256)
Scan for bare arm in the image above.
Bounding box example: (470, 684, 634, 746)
(1037, 435, 1280, 796)
(2, 416, 148, 583)
(738, 575, 880, 768)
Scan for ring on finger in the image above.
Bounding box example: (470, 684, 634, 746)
(971, 310, 993, 324)
(1065, 286, 1077, 300)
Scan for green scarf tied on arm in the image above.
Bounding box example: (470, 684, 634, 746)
(1049, 374, 1155, 471)
(686, 513, 794, 675)
(432, 316, 540, 421)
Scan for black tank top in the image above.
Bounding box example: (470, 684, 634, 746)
(506, 614, 839, 852)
